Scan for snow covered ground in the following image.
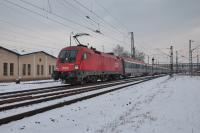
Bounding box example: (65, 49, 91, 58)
(0, 75, 200, 133)
(0, 80, 63, 93)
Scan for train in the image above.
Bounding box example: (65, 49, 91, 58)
(52, 44, 169, 84)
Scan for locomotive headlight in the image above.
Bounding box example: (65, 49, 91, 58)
(74, 64, 79, 70)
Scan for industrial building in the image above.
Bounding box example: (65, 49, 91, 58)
(0, 46, 57, 82)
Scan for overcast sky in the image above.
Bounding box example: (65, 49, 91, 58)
(0, 0, 200, 63)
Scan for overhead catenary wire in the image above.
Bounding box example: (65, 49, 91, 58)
(18, 0, 96, 32)
(73, 0, 127, 36)
(0, 1, 89, 47)
(7, 0, 127, 47)
(0, 2, 76, 49)
(60, 0, 128, 45)
(22, 0, 128, 45)
(94, 0, 129, 32)
(4, 0, 84, 32)
(3, 0, 89, 48)
(59, 0, 97, 27)
(0, 23, 64, 45)
(60, 0, 101, 32)
(0, 29, 66, 48)
(0, 21, 112, 53)
(0, 2, 71, 42)
(1, 0, 169, 62)
(20, 0, 127, 45)
(0, 7, 115, 52)
(61, 0, 128, 41)
(2, 0, 130, 54)
(0, 36, 62, 50)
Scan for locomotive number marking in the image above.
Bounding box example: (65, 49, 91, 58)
(62, 66, 69, 70)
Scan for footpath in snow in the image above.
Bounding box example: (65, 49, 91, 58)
(0, 75, 200, 133)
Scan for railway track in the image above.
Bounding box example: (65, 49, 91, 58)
(0, 75, 153, 100)
(0, 78, 142, 111)
(0, 75, 165, 125)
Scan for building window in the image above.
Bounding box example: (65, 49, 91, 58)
(49, 65, 51, 75)
(52, 65, 54, 73)
(37, 65, 40, 75)
(3, 63, 8, 76)
(22, 64, 26, 76)
(41, 65, 44, 75)
(28, 64, 31, 76)
(10, 63, 14, 76)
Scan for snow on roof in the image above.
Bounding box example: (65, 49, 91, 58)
(0, 46, 57, 58)
(11, 49, 39, 55)
(122, 56, 145, 64)
(0, 46, 19, 55)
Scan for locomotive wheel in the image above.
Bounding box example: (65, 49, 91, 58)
(80, 78, 86, 85)
(88, 76, 97, 83)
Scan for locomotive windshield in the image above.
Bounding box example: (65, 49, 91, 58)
(59, 50, 77, 63)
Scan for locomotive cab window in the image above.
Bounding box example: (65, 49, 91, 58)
(59, 50, 77, 63)
(82, 53, 87, 60)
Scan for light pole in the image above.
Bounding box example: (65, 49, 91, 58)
(145, 54, 150, 73)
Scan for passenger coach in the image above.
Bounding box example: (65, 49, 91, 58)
(122, 57, 169, 77)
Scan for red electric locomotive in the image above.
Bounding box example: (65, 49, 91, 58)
(53, 44, 123, 84)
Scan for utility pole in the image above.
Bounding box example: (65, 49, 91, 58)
(152, 57, 154, 75)
(170, 46, 173, 76)
(197, 54, 199, 71)
(189, 40, 192, 75)
(70, 34, 71, 46)
(155, 59, 157, 68)
(148, 55, 149, 64)
(130, 32, 135, 58)
(176, 51, 178, 73)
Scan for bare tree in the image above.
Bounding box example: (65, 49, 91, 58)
(113, 44, 124, 56)
(113, 44, 145, 61)
(135, 51, 145, 61)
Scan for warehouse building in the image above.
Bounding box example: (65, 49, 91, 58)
(0, 46, 57, 82)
